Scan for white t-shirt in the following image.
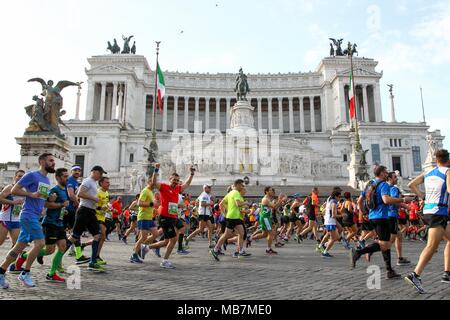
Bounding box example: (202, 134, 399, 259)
(324, 197, 338, 226)
(79, 177, 98, 210)
(197, 192, 212, 216)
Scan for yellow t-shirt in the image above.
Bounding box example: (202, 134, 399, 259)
(138, 187, 155, 221)
(223, 190, 244, 220)
(96, 188, 109, 222)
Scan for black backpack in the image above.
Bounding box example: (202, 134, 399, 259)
(362, 180, 384, 214)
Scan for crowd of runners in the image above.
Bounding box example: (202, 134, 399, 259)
(0, 150, 448, 295)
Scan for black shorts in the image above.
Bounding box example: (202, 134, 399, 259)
(72, 206, 100, 239)
(299, 217, 305, 224)
(112, 218, 120, 225)
(43, 224, 67, 245)
(159, 216, 178, 239)
(362, 220, 375, 231)
(388, 217, 398, 235)
(130, 214, 138, 222)
(220, 220, 226, 233)
(281, 216, 289, 225)
(199, 215, 214, 224)
(423, 215, 448, 229)
(176, 218, 185, 230)
(272, 214, 278, 224)
(289, 214, 298, 223)
(398, 218, 407, 225)
(308, 212, 316, 222)
(371, 219, 391, 242)
(226, 218, 243, 230)
(336, 218, 344, 227)
(410, 220, 419, 226)
(63, 209, 76, 230)
(342, 220, 354, 228)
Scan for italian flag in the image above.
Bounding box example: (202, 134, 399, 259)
(348, 70, 356, 119)
(156, 63, 165, 113)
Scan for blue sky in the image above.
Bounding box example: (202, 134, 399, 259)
(0, 0, 448, 162)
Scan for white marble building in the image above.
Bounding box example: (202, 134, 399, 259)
(60, 53, 444, 194)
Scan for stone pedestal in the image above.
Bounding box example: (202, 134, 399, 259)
(347, 149, 371, 191)
(15, 135, 71, 171)
(230, 100, 255, 129)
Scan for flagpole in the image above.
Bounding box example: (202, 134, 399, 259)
(420, 87, 426, 123)
(146, 41, 161, 176)
(349, 43, 362, 152)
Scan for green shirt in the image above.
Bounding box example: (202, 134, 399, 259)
(223, 190, 244, 220)
(138, 187, 154, 221)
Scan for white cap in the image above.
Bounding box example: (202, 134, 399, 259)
(203, 184, 212, 189)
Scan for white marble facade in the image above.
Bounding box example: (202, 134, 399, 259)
(61, 54, 444, 193)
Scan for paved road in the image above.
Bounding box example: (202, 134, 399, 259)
(0, 235, 448, 300)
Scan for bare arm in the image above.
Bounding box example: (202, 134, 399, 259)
(11, 183, 40, 199)
(0, 185, 24, 205)
(181, 166, 195, 192)
(151, 163, 161, 190)
(67, 186, 79, 207)
(447, 171, 450, 196)
(357, 195, 364, 222)
(408, 174, 425, 199)
(382, 195, 408, 205)
(77, 185, 98, 203)
(331, 203, 337, 219)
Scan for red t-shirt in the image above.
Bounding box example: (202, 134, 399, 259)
(111, 200, 122, 219)
(409, 202, 419, 221)
(159, 183, 182, 218)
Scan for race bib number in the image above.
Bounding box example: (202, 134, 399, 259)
(38, 182, 51, 199)
(59, 207, 67, 220)
(168, 202, 178, 215)
(13, 205, 22, 216)
(105, 211, 113, 219)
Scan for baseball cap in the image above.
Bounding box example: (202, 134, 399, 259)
(203, 184, 212, 189)
(91, 165, 107, 174)
(71, 165, 81, 171)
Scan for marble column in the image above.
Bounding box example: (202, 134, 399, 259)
(195, 97, 200, 127)
(106, 87, 113, 120)
(288, 97, 294, 133)
(226, 98, 231, 129)
(205, 97, 210, 131)
(99, 82, 107, 120)
(362, 85, 370, 122)
(184, 97, 189, 130)
(320, 95, 326, 132)
(278, 97, 283, 133)
(373, 84, 382, 122)
(299, 97, 305, 133)
(257, 98, 262, 131)
(162, 96, 168, 132)
(215, 98, 220, 131)
(112, 82, 118, 120)
(268, 98, 273, 132)
(173, 96, 179, 131)
(86, 81, 95, 120)
(310, 96, 316, 132)
(340, 82, 347, 124)
(117, 84, 124, 122)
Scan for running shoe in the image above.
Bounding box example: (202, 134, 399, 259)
(239, 251, 251, 257)
(209, 248, 220, 261)
(153, 247, 161, 258)
(177, 249, 190, 255)
(397, 257, 411, 266)
(140, 245, 149, 260)
(76, 255, 90, 265)
(184, 239, 190, 247)
(217, 249, 225, 256)
(122, 237, 128, 245)
(358, 240, 366, 249)
(404, 272, 425, 294)
(441, 272, 450, 284)
(88, 262, 106, 272)
(350, 248, 361, 269)
(96, 257, 107, 266)
(322, 252, 333, 258)
(0, 274, 9, 289)
(386, 270, 401, 279)
(7, 264, 23, 274)
(275, 242, 284, 248)
(232, 252, 239, 258)
(18, 272, 35, 288)
(265, 248, 278, 255)
(46, 273, 65, 283)
(160, 260, 175, 269)
(130, 254, 143, 264)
